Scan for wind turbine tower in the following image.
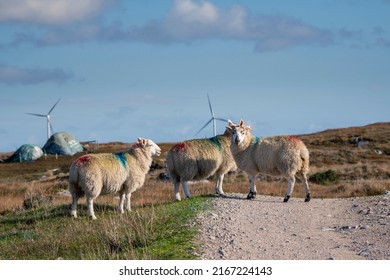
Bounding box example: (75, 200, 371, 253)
(27, 98, 61, 140)
(196, 93, 227, 137)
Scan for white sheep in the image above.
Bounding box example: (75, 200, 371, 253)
(226, 120, 311, 202)
(166, 130, 236, 201)
(69, 138, 161, 219)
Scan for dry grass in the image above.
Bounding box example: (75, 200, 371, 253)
(0, 122, 389, 214)
(0, 123, 389, 260)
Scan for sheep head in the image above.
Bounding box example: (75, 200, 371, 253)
(226, 119, 252, 146)
(133, 138, 161, 157)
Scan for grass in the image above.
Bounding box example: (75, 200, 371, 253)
(0, 122, 390, 259)
(309, 170, 339, 185)
(0, 196, 210, 260)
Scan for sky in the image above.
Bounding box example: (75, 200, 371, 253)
(0, 0, 389, 152)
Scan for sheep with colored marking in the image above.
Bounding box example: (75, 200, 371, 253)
(166, 129, 236, 201)
(226, 120, 311, 202)
(69, 138, 161, 219)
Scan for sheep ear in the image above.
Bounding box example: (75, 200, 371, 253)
(137, 138, 146, 146)
(227, 119, 235, 128)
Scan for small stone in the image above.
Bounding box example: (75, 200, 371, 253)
(218, 248, 226, 256)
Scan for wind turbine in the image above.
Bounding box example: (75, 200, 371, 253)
(27, 98, 61, 140)
(196, 93, 228, 137)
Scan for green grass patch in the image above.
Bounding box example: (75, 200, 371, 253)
(309, 169, 339, 185)
(0, 196, 211, 260)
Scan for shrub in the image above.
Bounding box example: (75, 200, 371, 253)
(309, 170, 339, 185)
(362, 184, 385, 196)
(23, 193, 53, 210)
(331, 185, 347, 193)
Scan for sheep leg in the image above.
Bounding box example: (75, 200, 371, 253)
(300, 173, 311, 202)
(174, 181, 181, 201)
(87, 196, 97, 220)
(118, 193, 125, 214)
(283, 176, 296, 203)
(247, 175, 257, 199)
(181, 180, 192, 199)
(125, 193, 132, 212)
(70, 194, 78, 218)
(215, 174, 225, 195)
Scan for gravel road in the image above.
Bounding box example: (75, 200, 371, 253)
(197, 193, 390, 260)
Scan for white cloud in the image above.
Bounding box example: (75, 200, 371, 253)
(163, 0, 249, 39)
(0, 0, 114, 25)
(0, 0, 334, 52)
(162, 1, 333, 51)
(170, 0, 219, 24)
(0, 64, 74, 85)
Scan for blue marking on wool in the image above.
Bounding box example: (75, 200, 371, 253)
(208, 136, 223, 151)
(114, 153, 128, 168)
(252, 136, 261, 145)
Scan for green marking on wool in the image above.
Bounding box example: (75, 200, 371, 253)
(207, 136, 223, 151)
(252, 136, 261, 145)
(114, 152, 128, 168)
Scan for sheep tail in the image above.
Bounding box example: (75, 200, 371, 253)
(69, 164, 84, 197)
(300, 147, 310, 174)
(166, 153, 180, 184)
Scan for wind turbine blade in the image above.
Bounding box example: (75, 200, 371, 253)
(48, 98, 61, 114)
(213, 118, 216, 137)
(207, 93, 215, 117)
(215, 117, 229, 122)
(27, 113, 46, 117)
(49, 122, 54, 138)
(195, 119, 213, 135)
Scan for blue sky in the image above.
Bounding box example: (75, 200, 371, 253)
(0, 0, 389, 152)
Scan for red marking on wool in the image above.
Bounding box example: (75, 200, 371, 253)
(76, 155, 91, 165)
(131, 142, 142, 149)
(288, 135, 300, 142)
(172, 142, 187, 152)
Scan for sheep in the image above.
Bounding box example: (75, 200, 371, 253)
(166, 129, 237, 201)
(69, 138, 161, 219)
(226, 120, 311, 202)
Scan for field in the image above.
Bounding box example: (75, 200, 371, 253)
(0, 122, 389, 259)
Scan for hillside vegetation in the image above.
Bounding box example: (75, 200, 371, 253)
(0, 122, 389, 259)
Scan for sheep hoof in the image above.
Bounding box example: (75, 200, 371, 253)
(305, 193, 311, 202)
(70, 210, 77, 218)
(283, 195, 290, 203)
(247, 191, 256, 199)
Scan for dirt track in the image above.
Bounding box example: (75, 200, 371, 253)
(197, 193, 390, 260)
